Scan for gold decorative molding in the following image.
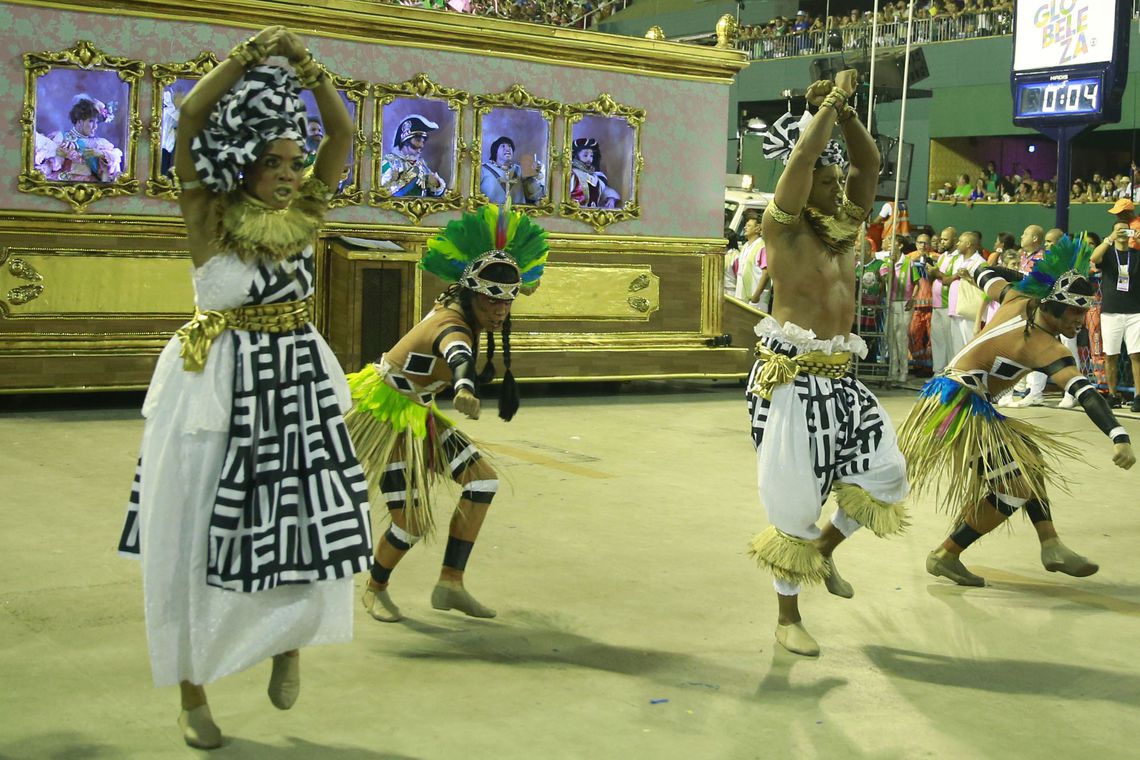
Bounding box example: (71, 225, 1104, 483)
(470, 84, 560, 216)
(0, 246, 48, 317)
(19, 40, 144, 212)
(0, 247, 192, 319)
(325, 66, 370, 208)
(510, 263, 660, 321)
(4, 0, 747, 84)
(146, 51, 219, 200)
(560, 93, 645, 234)
(370, 73, 468, 224)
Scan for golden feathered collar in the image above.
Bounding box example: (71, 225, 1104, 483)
(803, 196, 867, 257)
(215, 175, 333, 263)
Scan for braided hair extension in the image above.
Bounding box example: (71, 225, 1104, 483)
(478, 328, 497, 385)
(499, 315, 518, 421)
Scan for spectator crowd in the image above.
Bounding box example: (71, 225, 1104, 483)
(739, 1, 1015, 60)
(387, 0, 626, 29)
(936, 164, 1140, 209)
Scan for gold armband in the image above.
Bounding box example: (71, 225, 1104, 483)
(767, 201, 801, 226)
(228, 37, 267, 68)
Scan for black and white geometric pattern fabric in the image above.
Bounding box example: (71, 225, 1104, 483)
(190, 65, 308, 194)
(746, 335, 887, 503)
(119, 248, 372, 593)
(762, 110, 846, 168)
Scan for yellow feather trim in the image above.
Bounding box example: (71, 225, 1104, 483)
(832, 482, 909, 537)
(747, 527, 828, 586)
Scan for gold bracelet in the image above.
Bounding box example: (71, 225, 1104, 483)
(292, 53, 326, 90)
(837, 105, 857, 124)
(820, 88, 849, 110)
(228, 37, 266, 68)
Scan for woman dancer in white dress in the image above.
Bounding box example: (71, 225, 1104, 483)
(117, 26, 372, 749)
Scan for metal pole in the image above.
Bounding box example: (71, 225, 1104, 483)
(881, 0, 916, 386)
(866, 0, 880, 131)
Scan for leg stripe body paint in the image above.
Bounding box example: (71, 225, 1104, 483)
(370, 561, 393, 584)
(443, 537, 476, 571)
(461, 478, 499, 504)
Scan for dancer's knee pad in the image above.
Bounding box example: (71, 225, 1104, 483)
(384, 524, 421, 552)
(987, 492, 1027, 517)
(460, 478, 499, 505)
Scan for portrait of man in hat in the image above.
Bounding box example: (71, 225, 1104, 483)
(569, 137, 620, 209)
(380, 112, 447, 198)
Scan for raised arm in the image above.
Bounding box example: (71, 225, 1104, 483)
(769, 78, 847, 219)
(835, 72, 881, 212)
(175, 26, 283, 257)
(1091, 228, 1124, 265)
(276, 31, 353, 192)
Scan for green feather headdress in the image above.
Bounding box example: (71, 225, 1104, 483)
(421, 203, 548, 299)
(1013, 233, 1095, 309)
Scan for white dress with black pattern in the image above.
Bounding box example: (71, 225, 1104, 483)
(118, 248, 372, 688)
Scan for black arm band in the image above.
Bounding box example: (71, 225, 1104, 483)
(1066, 376, 1131, 444)
(432, 325, 473, 357)
(1035, 355, 1077, 376)
(976, 266, 1022, 292)
(444, 341, 477, 395)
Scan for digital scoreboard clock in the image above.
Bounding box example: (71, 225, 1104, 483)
(1013, 75, 1101, 120)
(1008, 0, 1129, 231)
(1010, 0, 1128, 128)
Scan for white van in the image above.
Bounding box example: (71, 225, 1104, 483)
(724, 175, 773, 238)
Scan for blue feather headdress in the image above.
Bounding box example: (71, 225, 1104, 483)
(1013, 233, 1095, 309)
(420, 200, 548, 300)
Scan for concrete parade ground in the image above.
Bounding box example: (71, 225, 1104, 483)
(2, 382, 1139, 760)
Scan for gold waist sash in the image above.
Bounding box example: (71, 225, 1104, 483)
(176, 297, 313, 372)
(751, 344, 852, 400)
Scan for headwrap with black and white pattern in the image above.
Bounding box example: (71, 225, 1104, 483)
(190, 65, 307, 194)
(761, 111, 846, 170)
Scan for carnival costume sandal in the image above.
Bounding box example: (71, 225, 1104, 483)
(267, 653, 300, 710)
(822, 555, 854, 599)
(1040, 538, 1099, 577)
(178, 704, 223, 750)
(431, 580, 497, 618)
(926, 548, 985, 587)
(775, 621, 820, 657)
(362, 584, 402, 622)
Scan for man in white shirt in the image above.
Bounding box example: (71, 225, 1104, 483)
(945, 231, 988, 357)
(734, 213, 767, 308)
(929, 226, 958, 372)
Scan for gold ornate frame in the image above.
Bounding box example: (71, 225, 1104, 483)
(145, 51, 218, 200)
(470, 84, 560, 216)
(560, 93, 645, 233)
(370, 73, 468, 224)
(19, 40, 144, 212)
(324, 67, 369, 208)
